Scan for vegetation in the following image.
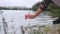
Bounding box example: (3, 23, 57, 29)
(32, 2, 41, 11)
(32, 2, 60, 18)
(48, 3, 60, 18)
(44, 27, 50, 34)
(0, 7, 32, 10)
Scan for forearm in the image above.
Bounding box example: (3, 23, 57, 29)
(25, 8, 42, 19)
(33, 8, 42, 17)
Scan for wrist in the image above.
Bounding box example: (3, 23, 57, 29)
(33, 14, 37, 18)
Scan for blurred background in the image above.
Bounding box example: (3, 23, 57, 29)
(0, 0, 60, 34)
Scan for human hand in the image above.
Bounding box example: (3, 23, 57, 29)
(25, 14, 35, 19)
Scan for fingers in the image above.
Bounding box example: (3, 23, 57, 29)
(25, 14, 35, 19)
(25, 14, 30, 20)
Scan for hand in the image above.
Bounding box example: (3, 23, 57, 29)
(25, 14, 35, 19)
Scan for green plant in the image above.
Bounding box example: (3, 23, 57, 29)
(44, 27, 50, 34)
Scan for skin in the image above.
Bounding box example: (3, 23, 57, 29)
(25, 8, 42, 19)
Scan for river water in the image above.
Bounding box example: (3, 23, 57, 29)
(0, 10, 54, 34)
